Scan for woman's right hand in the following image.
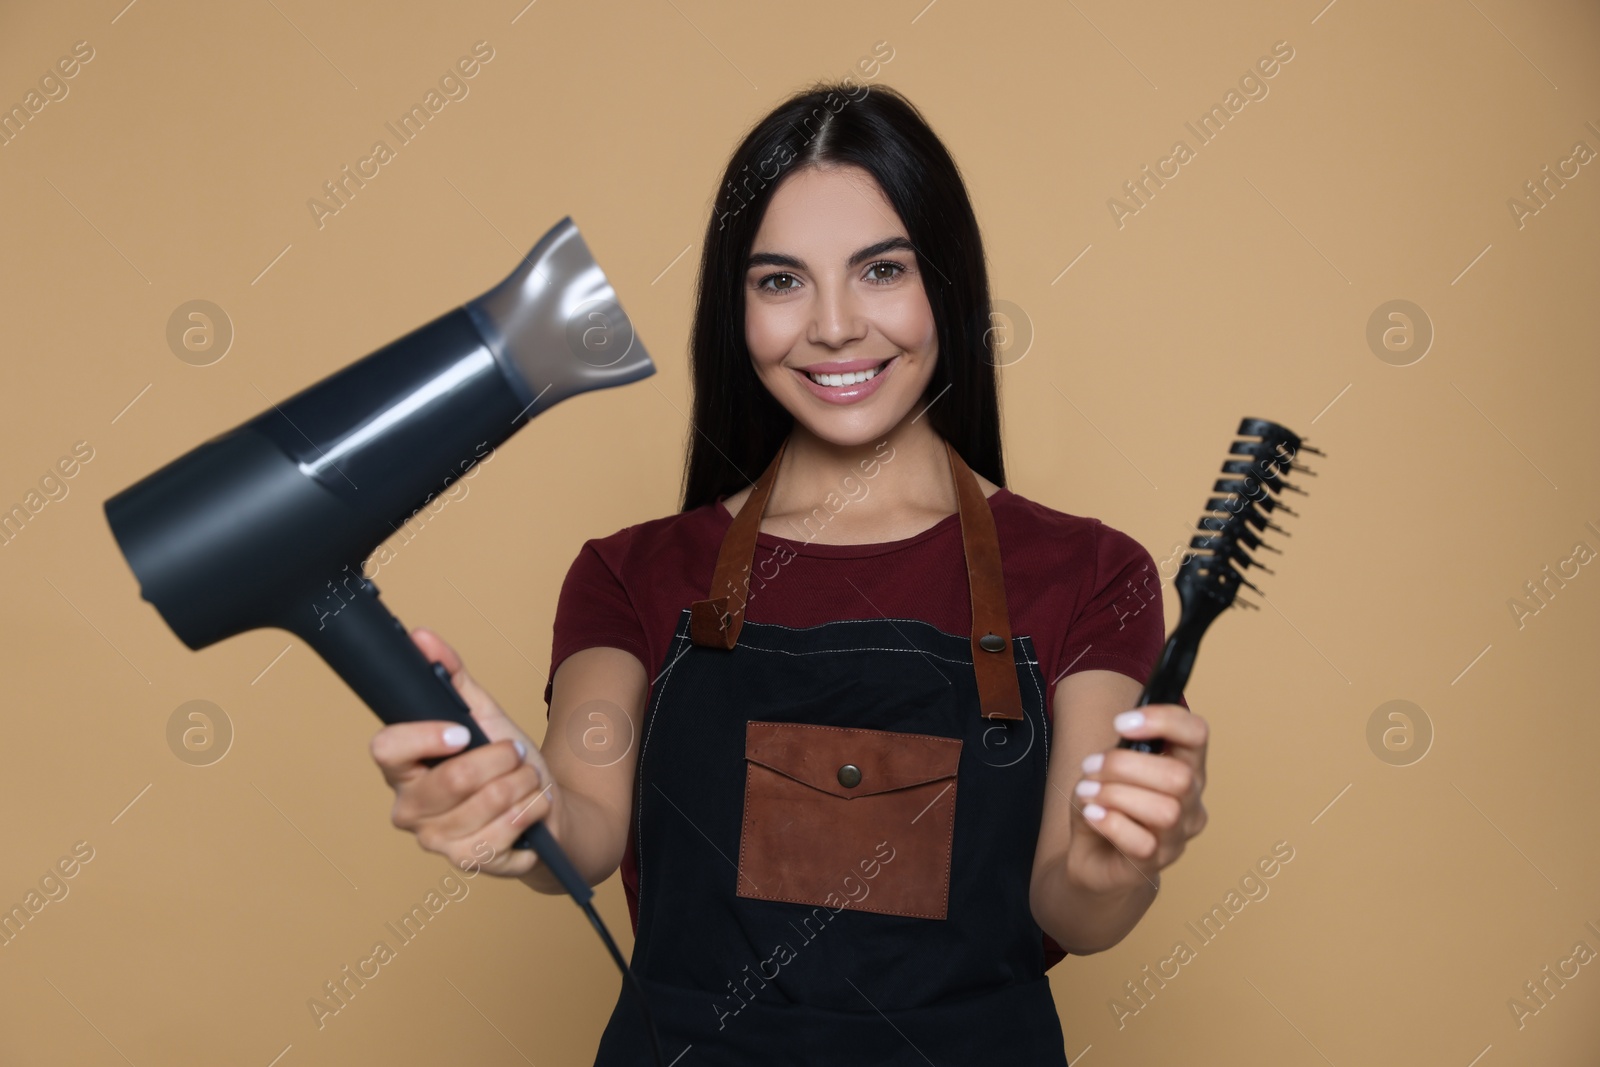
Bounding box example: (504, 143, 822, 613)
(368, 626, 560, 879)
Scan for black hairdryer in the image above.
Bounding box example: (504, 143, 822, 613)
(102, 217, 652, 905)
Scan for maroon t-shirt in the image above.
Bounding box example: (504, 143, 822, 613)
(542, 486, 1166, 971)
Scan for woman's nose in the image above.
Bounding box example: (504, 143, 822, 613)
(808, 279, 867, 347)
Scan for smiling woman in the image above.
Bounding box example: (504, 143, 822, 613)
(370, 78, 1208, 1067)
(556, 81, 1199, 1065)
(682, 85, 1005, 516)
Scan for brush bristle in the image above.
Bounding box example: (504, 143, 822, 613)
(1176, 419, 1320, 612)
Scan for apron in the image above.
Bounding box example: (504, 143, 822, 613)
(592, 434, 1066, 1066)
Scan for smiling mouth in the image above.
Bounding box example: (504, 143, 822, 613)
(800, 356, 894, 387)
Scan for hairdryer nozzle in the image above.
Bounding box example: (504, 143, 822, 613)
(104, 214, 655, 653)
(465, 216, 655, 420)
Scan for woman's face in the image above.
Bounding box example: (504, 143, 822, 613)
(743, 164, 937, 448)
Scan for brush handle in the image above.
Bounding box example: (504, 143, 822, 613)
(1116, 613, 1206, 756)
(279, 571, 593, 905)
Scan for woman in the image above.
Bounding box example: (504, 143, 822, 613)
(370, 81, 1209, 1064)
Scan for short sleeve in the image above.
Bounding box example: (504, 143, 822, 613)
(543, 529, 651, 716)
(1053, 521, 1166, 691)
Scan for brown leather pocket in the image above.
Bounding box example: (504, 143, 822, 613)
(735, 720, 962, 920)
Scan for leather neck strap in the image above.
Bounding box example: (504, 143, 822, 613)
(689, 435, 1023, 721)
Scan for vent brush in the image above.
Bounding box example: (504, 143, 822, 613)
(1118, 418, 1324, 756)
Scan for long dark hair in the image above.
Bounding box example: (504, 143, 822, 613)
(679, 80, 1006, 512)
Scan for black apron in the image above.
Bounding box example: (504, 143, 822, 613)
(592, 434, 1067, 1066)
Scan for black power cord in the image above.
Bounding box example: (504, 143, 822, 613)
(581, 899, 665, 1067)
(426, 736, 665, 1062)
(504, 824, 664, 1064)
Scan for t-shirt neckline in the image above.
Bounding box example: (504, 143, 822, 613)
(714, 487, 1013, 559)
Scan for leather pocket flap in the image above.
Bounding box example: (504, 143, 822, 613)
(745, 720, 962, 800)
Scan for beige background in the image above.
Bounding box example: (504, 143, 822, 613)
(2, 0, 1598, 1063)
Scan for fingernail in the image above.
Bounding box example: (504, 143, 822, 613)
(1083, 803, 1107, 821)
(514, 739, 527, 760)
(443, 725, 471, 747)
(1114, 710, 1145, 733)
(1075, 778, 1101, 797)
(1082, 752, 1104, 774)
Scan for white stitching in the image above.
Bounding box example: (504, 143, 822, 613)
(635, 607, 695, 909)
(728, 618, 1044, 667)
(730, 641, 1041, 671)
(1016, 634, 1049, 766)
(634, 613, 1053, 911)
(727, 616, 969, 634)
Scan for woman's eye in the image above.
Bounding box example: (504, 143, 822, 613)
(756, 262, 906, 293)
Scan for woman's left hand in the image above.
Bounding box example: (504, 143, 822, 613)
(1065, 703, 1209, 896)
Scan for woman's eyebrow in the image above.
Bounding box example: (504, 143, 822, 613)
(746, 235, 914, 272)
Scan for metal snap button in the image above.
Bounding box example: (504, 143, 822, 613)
(979, 632, 1006, 652)
(837, 763, 862, 788)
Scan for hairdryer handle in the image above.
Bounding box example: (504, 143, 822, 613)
(283, 571, 593, 905)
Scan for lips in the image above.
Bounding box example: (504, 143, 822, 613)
(792, 354, 898, 405)
(802, 359, 888, 387)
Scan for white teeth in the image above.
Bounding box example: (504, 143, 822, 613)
(806, 361, 885, 387)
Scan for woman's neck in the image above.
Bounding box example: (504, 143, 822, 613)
(734, 416, 998, 546)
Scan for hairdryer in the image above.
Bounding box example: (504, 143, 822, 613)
(102, 217, 652, 906)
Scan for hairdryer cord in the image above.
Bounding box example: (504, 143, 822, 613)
(581, 899, 665, 1067)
